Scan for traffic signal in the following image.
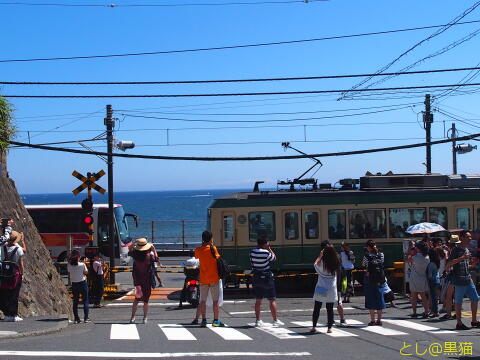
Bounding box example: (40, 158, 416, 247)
(81, 197, 94, 235)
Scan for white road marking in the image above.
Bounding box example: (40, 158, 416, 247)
(249, 323, 306, 339)
(108, 301, 247, 307)
(0, 331, 17, 337)
(116, 290, 134, 301)
(110, 324, 140, 340)
(158, 324, 196, 341)
(382, 319, 457, 334)
(207, 324, 252, 340)
(230, 307, 353, 315)
(291, 321, 358, 337)
(0, 351, 311, 358)
(346, 319, 407, 336)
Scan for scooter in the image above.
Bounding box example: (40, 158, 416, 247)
(179, 266, 200, 307)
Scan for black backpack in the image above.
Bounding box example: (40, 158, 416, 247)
(210, 245, 230, 280)
(0, 245, 20, 290)
(367, 253, 385, 285)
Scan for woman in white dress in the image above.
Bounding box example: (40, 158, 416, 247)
(311, 244, 340, 334)
(405, 241, 430, 318)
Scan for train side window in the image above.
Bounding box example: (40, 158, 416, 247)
(284, 212, 299, 240)
(328, 210, 345, 239)
(304, 211, 319, 239)
(249, 211, 276, 242)
(429, 207, 448, 229)
(456, 208, 470, 230)
(223, 215, 234, 242)
(389, 208, 426, 238)
(349, 209, 386, 239)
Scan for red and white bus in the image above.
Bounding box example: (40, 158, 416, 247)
(25, 204, 137, 265)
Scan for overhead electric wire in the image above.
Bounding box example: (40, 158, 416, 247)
(4, 67, 480, 85)
(5, 82, 480, 98)
(8, 133, 480, 161)
(2, 19, 480, 63)
(0, 0, 327, 7)
(339, 1, 480, 99)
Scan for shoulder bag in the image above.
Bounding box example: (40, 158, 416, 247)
(210, 245, 230, 280)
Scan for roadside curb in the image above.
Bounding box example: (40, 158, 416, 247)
(0, 317, 69, 341)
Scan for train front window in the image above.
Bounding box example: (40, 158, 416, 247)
(328, 210, 345, 239)
(223, 215, 234, 242)
(249, 211, 276, 242)
(284, 212, 299, 240)
(349, 209, 386, 239)
(305, 211, 319, 239)
(429, 207, 448, 229)
(114, 206, 131, 245)
(389, 208, 426, 238)
(456, 208, 471, 230)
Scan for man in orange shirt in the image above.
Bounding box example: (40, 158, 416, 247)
(194, 230, 224, 327)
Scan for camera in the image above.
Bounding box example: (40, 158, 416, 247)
(1, 218, 9, 227)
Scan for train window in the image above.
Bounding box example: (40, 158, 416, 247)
(223, 216, 234, 242)
(389, 208, 426, 237)
(429, 207, 448, 229)
(328, 210, 345, 239)
(284, 212, 299, 240)
(304, 211, 319, 239)
(456, 208, 470, 230)
(249, 212, 276, 242)
(349, 209, 386, 239)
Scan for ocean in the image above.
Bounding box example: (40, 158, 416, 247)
(21, 189, 243, 248)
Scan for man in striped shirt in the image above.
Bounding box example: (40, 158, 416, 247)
(250, 234, 283, 327)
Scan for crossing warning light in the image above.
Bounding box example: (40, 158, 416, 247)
(83, 214, 94, 225)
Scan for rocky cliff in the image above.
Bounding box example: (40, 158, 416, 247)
(0, 177, 72, 318)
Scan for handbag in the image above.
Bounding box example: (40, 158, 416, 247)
(210, 245, 230, 279)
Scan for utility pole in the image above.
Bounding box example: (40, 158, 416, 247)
(105, 104, 115, 284)
(423, 94, 433, 174)
(452, 123, 457, 175)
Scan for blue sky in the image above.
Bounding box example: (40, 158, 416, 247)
(3, 0, 480, 194)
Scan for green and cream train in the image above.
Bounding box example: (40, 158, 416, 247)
(208, 173, 480, 274)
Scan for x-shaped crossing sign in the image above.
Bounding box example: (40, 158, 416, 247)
(72, 170, 106, 195)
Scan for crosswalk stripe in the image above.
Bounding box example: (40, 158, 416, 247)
(382, 319, 457, 334)
(207, 324, 252, 340)
(291, 321, 358, 337)
(110, 324, 140, 340)
(345, 319, 407, 336)
(158, 324, 197, 340)
(249, 323, 306, 339)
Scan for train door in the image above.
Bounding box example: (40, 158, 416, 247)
(454, 206, 473, 230)
(282, 210, 302, 266)
(220, 212, 237, 265)
(302, 210, 321, 264)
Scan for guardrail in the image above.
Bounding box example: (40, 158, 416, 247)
(127, 219, 206, 250)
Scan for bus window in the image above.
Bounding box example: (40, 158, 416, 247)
(223, 215, 234, 242)
(328, 210, 345, 239)
(456, 208, 471, 230)
(304, 211, 319, 239)
(249, 212, 275, 242)
(429, 207, 447, 229)
(284, 212, 299, 240)
(349, 209, 386, 239)
(389, 208, 426, 238)
(29, 209, 84, 233)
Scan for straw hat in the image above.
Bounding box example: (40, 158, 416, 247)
(133, 237, 152, 252)
(449, 235, 461, 244)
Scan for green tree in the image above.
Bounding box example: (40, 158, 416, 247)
(0, 96, 15, 177)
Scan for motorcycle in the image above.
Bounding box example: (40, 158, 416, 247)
(179, 266, 200, 307)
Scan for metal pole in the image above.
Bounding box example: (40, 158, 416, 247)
(182, 220, 185, 251)
(105, 104, 115, 284)
(151, 220, 155, 244)
(452, 123, 458, 175)
(424, 94, 433, 174)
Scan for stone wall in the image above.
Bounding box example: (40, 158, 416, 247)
(0, 177, 72, 318)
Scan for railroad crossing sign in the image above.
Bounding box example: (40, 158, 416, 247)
(72, 170, 106, 195)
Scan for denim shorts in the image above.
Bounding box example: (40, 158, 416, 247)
(252, 271, 276, 300)
(454, 283, 480, 304)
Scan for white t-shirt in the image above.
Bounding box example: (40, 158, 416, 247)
(67, 262, 88, 283)
(93, 260, 103, 275)
(184, 257, 199, 267)
(1, 243, 24, 264)
(340, 251, 355, 270)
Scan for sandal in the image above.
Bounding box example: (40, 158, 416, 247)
(409, 313, 418, 318)
(310, 327, 318, 333)
(375, 320, 382, 326)
(368, 321, 376, 326)
(471, 321, 480, 328)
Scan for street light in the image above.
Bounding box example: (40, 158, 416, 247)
(116, 141, 135, 151)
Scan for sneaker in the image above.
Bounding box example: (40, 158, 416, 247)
(13, 316, 23, 322)
(255, 320, 265, 327)
(74, 318, 81, 324)
(212, 320, 225, 327)
(129, 317, 136, 324)
(456, 323, 470, 331)
(84, 318, 91, 323)
(200, 319, 207, 328)
(340, 318, 346, 324)
(3, 316, 13, 322)
(272, 319, 284, 327)
(191, 319, 199, 325)
(142, 318, 148, 324)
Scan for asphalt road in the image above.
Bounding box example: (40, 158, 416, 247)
(1, 257, 479, 359)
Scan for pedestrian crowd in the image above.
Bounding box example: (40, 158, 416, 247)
(4, 223, 479, 334)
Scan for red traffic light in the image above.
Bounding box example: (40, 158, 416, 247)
(83, 215, 94, 225)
